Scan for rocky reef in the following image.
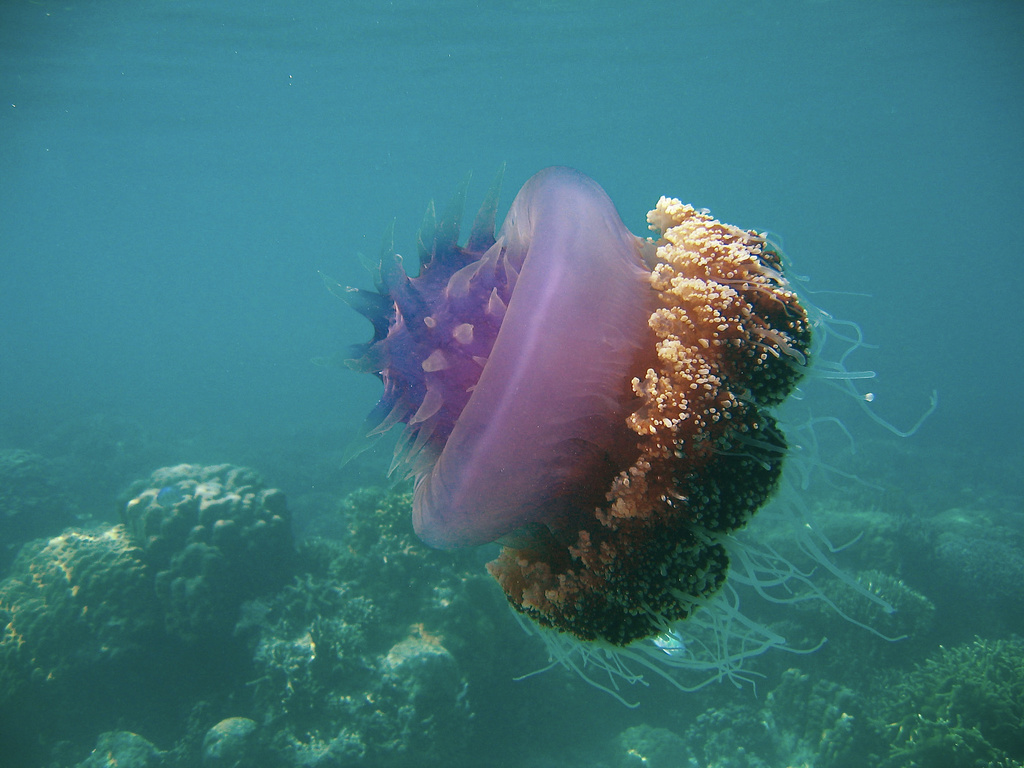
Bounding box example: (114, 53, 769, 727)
(0, 470, 543, 768)
(235, 487, 497, 767)
(0, 464, 298, 765)
(607, 636, 1024, 768)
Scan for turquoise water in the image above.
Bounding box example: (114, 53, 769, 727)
(2, 1, 1022, 766)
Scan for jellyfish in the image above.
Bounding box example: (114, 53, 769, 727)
(335, 166, 813, 658)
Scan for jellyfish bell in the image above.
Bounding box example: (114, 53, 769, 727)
(334, 166, 908, 698)
(411, 167, 656, 552)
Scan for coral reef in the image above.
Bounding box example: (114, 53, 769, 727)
(617, 724, 689, 768)
(0, 525, 165, 763)
(74, 731, 166, 768)
(0, 476, 557, 768)
(122, 464, 295, 642)
(0, 526, 157, 706)
(201, 717, 264, 768)
(678, 637, 1024, 768)
(0, 464, 298, 767)
(237, 487, 493, 767)
(677, 668, 874, 768)
(378, 633, 470, 759)
(805, 569, 937, 679)
(875, 637, 1024, 768)
(899, 506, 1024, 641)
(6, 445, 1018, 768)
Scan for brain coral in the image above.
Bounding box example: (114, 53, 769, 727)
(0, 525, 157, 706)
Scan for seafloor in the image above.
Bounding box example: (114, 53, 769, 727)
(0, 414, 1021, 768)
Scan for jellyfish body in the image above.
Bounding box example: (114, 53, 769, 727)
(342, 167, 810, 646)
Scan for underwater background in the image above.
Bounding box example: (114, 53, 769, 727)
(1, 1, 1022, 766)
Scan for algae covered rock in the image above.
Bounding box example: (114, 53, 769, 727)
(374, 633, 471, 764)
(202, 717, 263, 768)
(75, 730, 165, 768)
(122, 463, 295, 641)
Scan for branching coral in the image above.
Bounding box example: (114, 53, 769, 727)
(879, 637, 1024, 767)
